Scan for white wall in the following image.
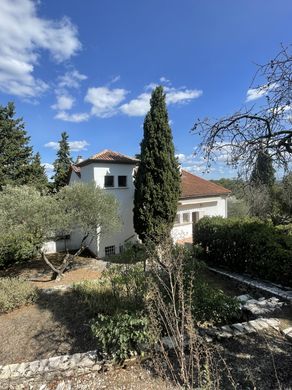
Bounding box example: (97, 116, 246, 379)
(67, 162, 137, 257)
(48, 164, 228, 256)
(171, 196, 228, 243)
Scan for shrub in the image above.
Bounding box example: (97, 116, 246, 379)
(90, 312, 151, 361)
(73, 263, 147, 316)
(0, 231, 40, 268)
(0, 277, 37, 313)
(192, 281, 240, 324)
(105, 242, 147, 264)
(194, 216, 292, 286)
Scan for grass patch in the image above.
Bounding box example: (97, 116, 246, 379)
(0, 277, 37, 313)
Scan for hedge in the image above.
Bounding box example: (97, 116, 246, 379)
(194, 216, 292, 286)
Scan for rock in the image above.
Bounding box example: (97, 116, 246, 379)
(232, 323, 246, 333)
(237, 294, 252, 303)
(283, 327, 292, 336)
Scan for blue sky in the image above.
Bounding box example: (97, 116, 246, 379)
(0, 0, 291, 179)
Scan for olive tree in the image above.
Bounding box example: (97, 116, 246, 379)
(0, 183, 120, 279)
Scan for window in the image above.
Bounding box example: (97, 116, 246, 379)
(104, 175, 114, 187)
(105, 245, 116, 256)
(182, 213, 190, 223)
(174, 213, 180, 224)
(118, 175, 127, 187)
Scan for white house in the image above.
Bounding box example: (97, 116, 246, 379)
(46, 149, 230, 257)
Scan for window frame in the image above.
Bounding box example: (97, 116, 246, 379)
(182, 212, 190, 224)
(105, 245, 116, 257)
(118, 175, 127, 187)
(104, 175, 114, 188)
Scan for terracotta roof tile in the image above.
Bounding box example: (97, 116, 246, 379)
(77, 149, 139, 166)
(180, 169, 231, 198)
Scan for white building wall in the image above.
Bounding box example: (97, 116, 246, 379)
(46, 162, 228, 256)
(171, 196, 228, 243)
(66, 162, 137, 258)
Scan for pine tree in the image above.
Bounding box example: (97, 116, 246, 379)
(0, 102, 33, 188)
(52, 132, 72, 191)
(250, 149, 275, 187)
(133, 86, 181, 244)
(29, 152, 48, 191)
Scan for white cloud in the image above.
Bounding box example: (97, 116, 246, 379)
(110, 75, 121, 84)
(45, 140, 89, 151)
(165, 88, 203, 104)
(120, 83, 202, 117)
(51, 94, 74, 111)
(246, 83, 278, 102)
(120, 92, 151, 117)
(160, 76, 171, 84)
(54, 111, 90, 122)
(0, 0, 81, 98)
(68, 140, 90, 152)
(58, 70, 87, 89)
(85, 86, 128, 117)
(44, 141, 59, 150)
(43, 163, 54, 170)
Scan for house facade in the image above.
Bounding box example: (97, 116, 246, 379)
(45, 149, 230, 257)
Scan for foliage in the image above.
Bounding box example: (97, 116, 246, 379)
(0, 277, 37, 313)
(105, 242, 147, 264)
(146, 245, 231, 389)
(29, 152, 48, 191)
(227, 197, 249, 217)
(0, 183, 120, 270)
(194, 216, 292, 286)
(0, 102, 33, 189)
(73, 263, 146, 316)
(52, 132, 72, 191)
(56, 182, 121, 245)
(192, 45, 292, 176)
(250, 150, 275, 187)
(90, 312, 151, 362)
(133, 86, 181, 244)
(192, 281, 240, 324)
(211, 178, 244, 197)
(278, 172, 292, 220)
(0, 186, 57, 267)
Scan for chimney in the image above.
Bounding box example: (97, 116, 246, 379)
(76, 155, 83, 164)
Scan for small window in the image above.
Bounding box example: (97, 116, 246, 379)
(118, 175, 127, 187)
(182, 213, 190, 223)
(105, 245, 116, 257)
(104, 175, 114, 188)
(174, 213, 180, 224)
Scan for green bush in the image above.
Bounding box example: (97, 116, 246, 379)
(192, 281, 240, 324)
(194, 216, 292, 286)
(0, 277, 37, 313)
(105, 242, 147, 264)
(73, 263, 147, 316)
(0, 231, 40, 268)
(90, 312, 151, 361)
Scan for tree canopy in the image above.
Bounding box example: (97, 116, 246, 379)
(0, 183, 120, 276)
(52, 132, 72, 191)
(192, 45, 292, 176)
(0, 102, 33, 188)
(133, 86, 181, 244)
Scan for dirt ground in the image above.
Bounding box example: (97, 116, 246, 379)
(0, 254, 105, 288)
(0, 258, 292, 388)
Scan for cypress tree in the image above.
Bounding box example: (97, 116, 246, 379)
(52, 132, 72, 191)
(133, 86, 181, 244)
(0, 102, 33, 188)
(29, 152, 48, 191)
(250, 149, 275, 187)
